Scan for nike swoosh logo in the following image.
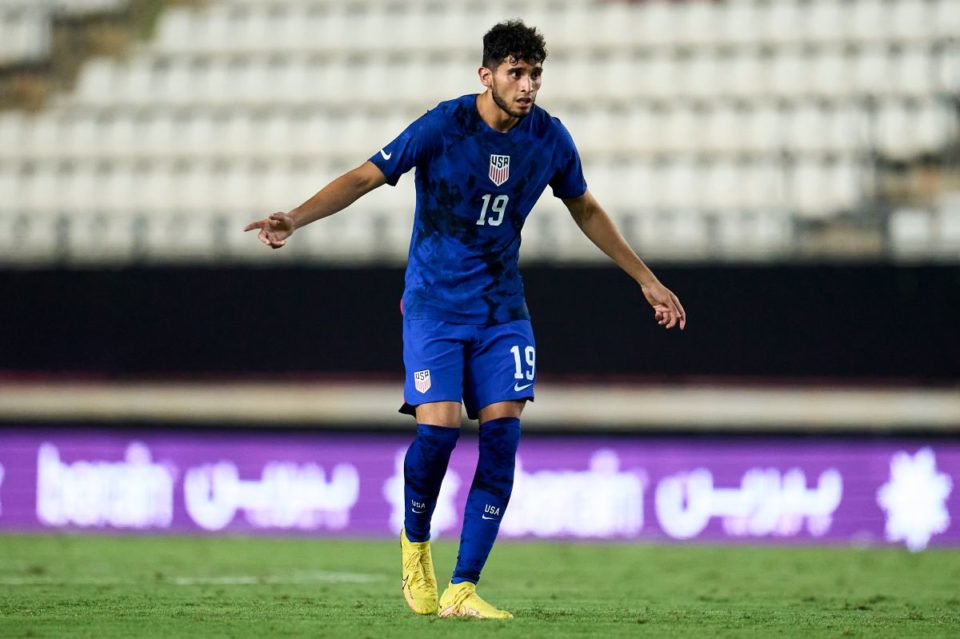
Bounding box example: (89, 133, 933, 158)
(513, 382, 533, 392)
(401, 576, 409, 590)
(380, 148, 392, 160)
(481, 514, 499, 520)
(411, 507, 425, 514)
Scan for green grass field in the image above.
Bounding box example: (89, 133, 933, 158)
(1, 535, 958, 638)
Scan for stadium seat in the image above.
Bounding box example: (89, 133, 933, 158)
(805, 0, 848, 45)
(18, 162, 62, 215)
(593, 1, 639, 50)
(809, 49, 851, 99)
(790, 159, 863, 218)
(739, 161, 786, 212)
(934, 0, 960, 39)
(718, 0, 761, 48)
(0, 5, 51, 65)
(894, 46, 935, 97)
(848, 0, 887, 45)
(762, 0, 805, 47)
(0, 165, 20, 214)
(851, 46, 892, 96)
(890, 0, 933, 43)
(727, 53, 768, 101)
(938, 196, 960, 252)
(740, 103, 783, 155)
(635, 0, 676, 50)
(136, 162, 177, 216)
(701, 105, 745, 156)
(875, 100, 913, 158)
(701, 160, 742, 213)
(769, 48, 811, 100)
(889, 207, 933, 256)
(784, 103, 830, 154)
(660, 106, 699, 156)
(674, 0, 718, 49)
(620, 106, 660, 157)
(0, 210, 61, 262)
(637, 53, 678, 101)
(825, 104, 869, 153)
(934, 43, 960, 93)
(682, 51, 722, 102)
(660, 159, 701, 211)
(152, 6, 195, 54)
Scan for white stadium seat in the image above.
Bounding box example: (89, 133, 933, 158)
(893, 46, 935, 98)
(889, 207, 933, 257)
(848, 0, 887, 45)
(674, 0, 718, 49)
(718, 1, 761, 48)
(805, 0, 848, 46)
(635, 1, 675, 50)
(762, 0, 805, 47)
(890, 0, 933, 43)
(934, 0, 960, 39)
(702, 105, 746, 156)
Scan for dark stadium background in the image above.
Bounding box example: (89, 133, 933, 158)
(2, 263, 958, 381)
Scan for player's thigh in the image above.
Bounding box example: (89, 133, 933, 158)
(463, 320, 537, 419)
(402, 318, 470, 421)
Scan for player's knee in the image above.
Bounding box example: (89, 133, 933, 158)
(477, 400, 525, 423)
(415, 401, 462, 427)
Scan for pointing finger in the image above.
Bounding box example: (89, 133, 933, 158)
(671, 297, 686, 330)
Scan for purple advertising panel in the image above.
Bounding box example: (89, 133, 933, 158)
(0, 428, 957, 551)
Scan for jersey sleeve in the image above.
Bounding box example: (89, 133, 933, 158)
(368, 110, 443, 186)
(548, 119, 588, 200)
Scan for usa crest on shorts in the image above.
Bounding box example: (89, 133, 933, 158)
(489, 154, 510, 187)
(414, 369, 431, 393)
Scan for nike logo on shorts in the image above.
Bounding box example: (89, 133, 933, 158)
(513, 382, 533, 392)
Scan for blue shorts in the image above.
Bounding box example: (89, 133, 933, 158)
(401, 318, 536, 420)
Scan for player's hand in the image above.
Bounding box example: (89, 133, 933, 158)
(244, 212, 296, 249)
(642, 281, 686, 330)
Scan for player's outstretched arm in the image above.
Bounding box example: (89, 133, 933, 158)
(563, 191, 686, 330)
(244, 161, 387, 249)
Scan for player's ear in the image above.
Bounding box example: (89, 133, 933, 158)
(478, 66, 493, 88)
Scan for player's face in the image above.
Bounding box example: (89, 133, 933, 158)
(488, 57, 542, 118)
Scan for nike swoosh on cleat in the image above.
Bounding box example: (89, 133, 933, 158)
(513, 382, 533, 392)
(380, 148, 392, 160)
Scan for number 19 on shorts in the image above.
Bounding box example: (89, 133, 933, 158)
(510, 345, 535, 381)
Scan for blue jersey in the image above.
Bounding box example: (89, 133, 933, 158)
(369, 94, 587, 325)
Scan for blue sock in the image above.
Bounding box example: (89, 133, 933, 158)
(403, 423, 460, 543)
(451, 417, 521, 584)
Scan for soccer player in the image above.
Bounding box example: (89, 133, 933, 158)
(245, 20, 685, 619)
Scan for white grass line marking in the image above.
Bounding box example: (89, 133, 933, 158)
(0, 571, 385, 586)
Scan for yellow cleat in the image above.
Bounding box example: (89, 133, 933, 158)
(437, 581, 513, 619)
(400, 529, 438, 615)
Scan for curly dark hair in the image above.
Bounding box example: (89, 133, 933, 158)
(482, 20, 547, 69)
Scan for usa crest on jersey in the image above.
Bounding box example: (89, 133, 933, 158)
(489, 154, 510, 187)
(414, 369, 431, 393)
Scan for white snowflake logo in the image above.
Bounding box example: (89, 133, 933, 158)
(876, 448, 952, 552)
